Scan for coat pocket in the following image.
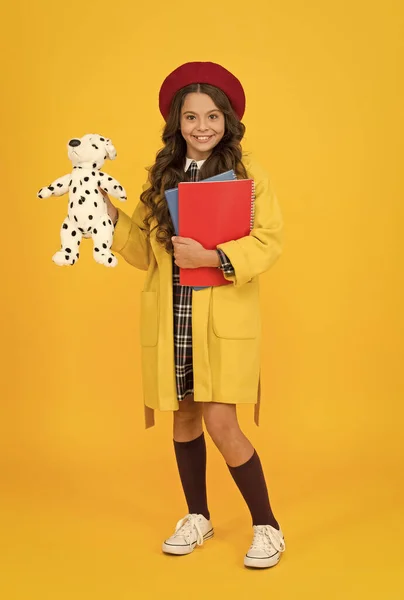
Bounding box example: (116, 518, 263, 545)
(211, 282, 260, 340)
(140, 291, 159, 347)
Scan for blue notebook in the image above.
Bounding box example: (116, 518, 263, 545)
(165, 170, 237, 291)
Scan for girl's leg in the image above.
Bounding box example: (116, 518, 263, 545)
(173, 393, 203, 442)
(203, 402, 279, 529)
(173, 394, 210, 520)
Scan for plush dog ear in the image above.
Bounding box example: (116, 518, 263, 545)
(104, 138, 117, 160)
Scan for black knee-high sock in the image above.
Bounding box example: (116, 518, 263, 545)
(227, 449, 279, 529)
(173, 433, 210, 521)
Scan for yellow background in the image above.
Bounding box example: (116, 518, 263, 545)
(1, 0, 403, 598)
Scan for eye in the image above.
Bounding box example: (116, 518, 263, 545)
(186, 115, 196, 120)
(209, 114, 219, 119)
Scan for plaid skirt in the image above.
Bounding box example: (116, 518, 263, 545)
(172, 251, 234, 402)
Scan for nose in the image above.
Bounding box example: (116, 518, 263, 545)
(69, 139, 81, 147)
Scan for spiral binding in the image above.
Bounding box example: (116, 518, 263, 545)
(250, 180, 256, 231)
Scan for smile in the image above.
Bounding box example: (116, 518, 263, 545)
(192, 135, 214, 143)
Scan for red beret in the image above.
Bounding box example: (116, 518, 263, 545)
(159, 61, 246, 121)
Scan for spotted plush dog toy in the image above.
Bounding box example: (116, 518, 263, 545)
(37, 134, 127, 267)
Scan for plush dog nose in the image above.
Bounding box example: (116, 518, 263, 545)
(69, 139, 81, 147)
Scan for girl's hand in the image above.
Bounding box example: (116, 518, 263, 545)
(99, 187, 118, 223)
(172, 236, 207, 269)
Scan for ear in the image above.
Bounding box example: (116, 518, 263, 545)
(104, 138, 117, 160)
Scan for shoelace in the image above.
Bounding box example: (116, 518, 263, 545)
(250, 525, 286, 553)
(174, 514, 204, 550)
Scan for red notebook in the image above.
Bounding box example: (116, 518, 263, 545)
(178, 179, 255, 287)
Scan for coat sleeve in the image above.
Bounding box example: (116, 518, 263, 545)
(216, 156, 283, 287)
(111, 182, 151, 271)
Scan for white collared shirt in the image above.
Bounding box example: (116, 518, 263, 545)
(185, 157, 206, 171)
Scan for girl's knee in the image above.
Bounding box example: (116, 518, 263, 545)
(174, 394, 202, 423)
(173, 395, 203, 442)
(203, 403, 239, 443)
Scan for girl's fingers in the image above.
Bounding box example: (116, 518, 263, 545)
(99, 188, 112, 206)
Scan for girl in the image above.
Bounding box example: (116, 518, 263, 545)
(103, 61, 285, 569)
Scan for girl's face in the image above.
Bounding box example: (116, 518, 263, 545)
(180, 92, 225, 161)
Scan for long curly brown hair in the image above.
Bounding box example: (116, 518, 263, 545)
(140, 83, 248, 254)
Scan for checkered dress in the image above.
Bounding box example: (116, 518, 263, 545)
(172, 160, 235, 402)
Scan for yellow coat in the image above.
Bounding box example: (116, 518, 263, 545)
(111, 152, 283, 429)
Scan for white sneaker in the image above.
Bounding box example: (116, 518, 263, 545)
(162, 514, 214, 555)
(244, 524, 286, 568)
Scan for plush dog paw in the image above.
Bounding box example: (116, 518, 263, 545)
(52, 250, 77, 266)
(38, 187, 53, 199)
(94, 251, 118, 267)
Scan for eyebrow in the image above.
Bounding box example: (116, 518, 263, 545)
(182, 109, 221, 115)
